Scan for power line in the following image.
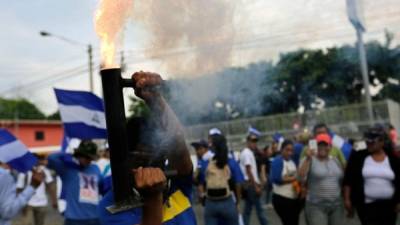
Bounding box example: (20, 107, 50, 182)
(121, 23, 400, 66)
(122, 12, 400, 59)
(0, 64, 88, 96)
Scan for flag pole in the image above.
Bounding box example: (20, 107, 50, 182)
(356, 27, 374, 125)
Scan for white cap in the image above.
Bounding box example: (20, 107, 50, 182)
(209, 128, 222, 136)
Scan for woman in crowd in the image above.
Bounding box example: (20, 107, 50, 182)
(344, 126, 400, 225)
(270, 140, 302, 225)
(299, 134, 344, 225)
(201, 134, 240, 225)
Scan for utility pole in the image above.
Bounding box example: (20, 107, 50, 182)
(40, 31, 94, 93)
(14, 99, 19, 137)
(88, 44, 94, 92)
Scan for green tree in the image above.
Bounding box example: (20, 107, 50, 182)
(47, 111, 61, 120)
(127, 96, 150, 118)
(0, 98, 46, 120)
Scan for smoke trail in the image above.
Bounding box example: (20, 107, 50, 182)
(95, 0, 133, 68)
(132, 0, 239, 76)
(164, 61, 277, 125)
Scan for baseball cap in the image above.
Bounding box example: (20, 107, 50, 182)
(364, 126, 386, 142)
(209, 128, 222, 136)
(316, 134, 332, 145)
(191, 139, 208, 149)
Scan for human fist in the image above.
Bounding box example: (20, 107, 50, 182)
(132, 167, 166, 195)
(131, 71, 163, 102)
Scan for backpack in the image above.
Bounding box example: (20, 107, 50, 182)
(206, 160, 231, 200)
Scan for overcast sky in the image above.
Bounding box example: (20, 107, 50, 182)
(0, 0, 399, 114)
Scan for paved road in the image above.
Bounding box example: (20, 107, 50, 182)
(12, 203, 368, 225)
(194, 204, 362, 225)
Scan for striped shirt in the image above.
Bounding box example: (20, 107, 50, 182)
(306, 157, 343, 203)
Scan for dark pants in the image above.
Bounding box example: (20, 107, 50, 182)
(356, 200, 397, 225)
(272, 194, 301, 225)
(64, 218, 100, 225)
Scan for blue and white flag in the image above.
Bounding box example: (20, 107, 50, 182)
(54, 88, 107, 139)
(346, 0, 366, 32)
(60, 135, 81, 153)
(273, 133, 285, 152)
(0, 129, 37, 172)
(331, 133, 352, 160)
(248, 126, 261, 137)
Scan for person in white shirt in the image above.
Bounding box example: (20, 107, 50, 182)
(96, 147, 110, 176)
(16, 155, 57, 225)
(239, 133, 268, 225)
(270, 140, 301, 225)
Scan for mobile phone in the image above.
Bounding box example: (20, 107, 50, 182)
(309, 139, 318, 153)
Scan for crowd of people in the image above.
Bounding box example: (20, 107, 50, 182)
(191, 122, 400, 225)
(0, 71, 400, 225)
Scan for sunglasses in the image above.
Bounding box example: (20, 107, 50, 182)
(364, 134, 382, 144)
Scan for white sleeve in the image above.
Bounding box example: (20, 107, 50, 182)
(241, 151, 252, 166)
(16, 173, 26, 189)
(44, 169, 54, 184)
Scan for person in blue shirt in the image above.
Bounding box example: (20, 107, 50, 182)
(48, 140, 103, 225)
(0, 161, 44, 225)
(98, 71, 196, 225)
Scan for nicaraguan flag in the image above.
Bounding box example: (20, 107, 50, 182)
(60, 135, 81, 153)
(0, 129, 37, 172)
(54, 88, 107, 139)
(346, 0, 366, 32)
(248, 126, 261, 137)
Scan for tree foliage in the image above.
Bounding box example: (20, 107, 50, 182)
(0, 98, 46, 120)
(128, 34, 400, 125)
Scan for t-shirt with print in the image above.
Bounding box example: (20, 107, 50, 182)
(98, 174, 197, 225)
(16, 166, 53, 207)
(48, 152, 102, 220)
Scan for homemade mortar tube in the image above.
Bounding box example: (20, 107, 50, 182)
(101, 68, 139, 211)
(101, 68, 177, 213)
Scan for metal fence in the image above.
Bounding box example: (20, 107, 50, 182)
(184, 100, 395, 151)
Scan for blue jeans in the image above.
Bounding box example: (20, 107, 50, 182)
(205, 196, 239, 225)
(64, 218, 100, 225)
(243, 186, 269, 225)
(305, 199, 343, 225)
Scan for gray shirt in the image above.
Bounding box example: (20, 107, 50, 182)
(306, 157, 343, 203)
(0, 168, 35, 225)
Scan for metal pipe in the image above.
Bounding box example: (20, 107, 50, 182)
(100, 68, 138, 210)
(100, 69, 176, 213)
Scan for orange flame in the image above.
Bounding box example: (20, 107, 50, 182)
(95, 0, 133, 69)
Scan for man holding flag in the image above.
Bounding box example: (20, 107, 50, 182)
(0, 129, 44, 225)
(50, 89, 108, 225)
(48, 140, 103, 225)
